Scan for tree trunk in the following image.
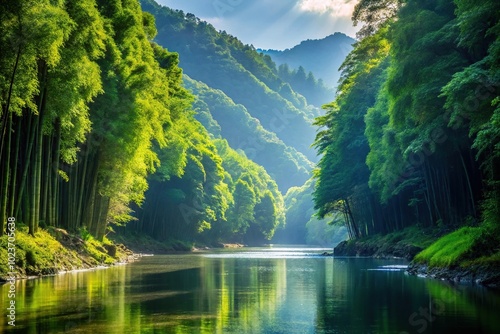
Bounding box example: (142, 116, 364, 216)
(0, 112, 12, 235)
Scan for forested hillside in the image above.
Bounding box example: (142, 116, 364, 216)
(139, 0, 320, 163)
(314, 0, 499, 265)
(184, 76, 312, 191)
(275, 64, 335, 107)
(0, 0, 286, 246)
(136, 0, 341, 244)
(272, 179, 347, 246)
(261, 33, 356, 89)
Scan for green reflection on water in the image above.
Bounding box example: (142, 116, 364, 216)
(1, 248, 500, 333)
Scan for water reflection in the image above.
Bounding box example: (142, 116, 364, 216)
(1, 248, 500, 333)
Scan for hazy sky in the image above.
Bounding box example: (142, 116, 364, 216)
(155, 0, 360, 50)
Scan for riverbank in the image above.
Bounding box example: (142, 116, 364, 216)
(409, 226, 500, 288)
(0, 225, 248, 282)
(108, 227, 246, 253)
(333, 226, 443, 260)
(0, 226, 137, 282)
(108, 229, 193, 254)
(407, 262, 500, 287)
(333, 225, 500, 288)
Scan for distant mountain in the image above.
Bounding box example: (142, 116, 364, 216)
(140, 0, 327, 192)
(260, 33, 356, 89)
(140, 0, 319, 163)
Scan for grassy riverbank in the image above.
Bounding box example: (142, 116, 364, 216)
(0, 225, 134, 282)
(408, 225, 500, 287)
(413, 226, 500, 268)
(334, 224, 500, 287)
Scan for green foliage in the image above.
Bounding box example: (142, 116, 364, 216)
(0, 226, 129, 278)
(413, 227, 492, 267)
(215, 139, 285, 243)
(274, 178, 347, 246)
(313, 28, 390, 237)
(313, 0, 500, 271)
(185, 76, 313, 191)
(139, 0, 318, 162)
(352, 0, 402, 38)
(0, 0, 292, 250)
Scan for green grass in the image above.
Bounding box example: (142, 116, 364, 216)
(413, 226, 494, 268)
(0, 226, 130, 279)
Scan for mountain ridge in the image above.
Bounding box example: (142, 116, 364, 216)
(140, 0, 323, 192)
(259, 33, 356, 89)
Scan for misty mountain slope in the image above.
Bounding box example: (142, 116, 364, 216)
(260, 33, 356, 89)
(140, 0, 319, 161)
(184, 75, 312, 192)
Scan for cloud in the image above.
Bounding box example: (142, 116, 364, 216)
(297, 0, 356, 17)
(155, 0, 358, 50)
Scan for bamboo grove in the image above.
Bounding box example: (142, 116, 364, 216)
(314, 0, 500, 239)
(0, 0, 285, 245)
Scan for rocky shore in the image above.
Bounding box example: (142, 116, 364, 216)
(407, 262, 500, 288)
(333, 239, 423, 261)
(332, 235, 500, 289)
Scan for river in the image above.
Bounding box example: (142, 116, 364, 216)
(1, 246, 500, 333)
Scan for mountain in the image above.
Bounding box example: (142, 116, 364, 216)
(260, 33, 356, 89)
(185, 75, 312, 191)
(140, 0, 323, 192)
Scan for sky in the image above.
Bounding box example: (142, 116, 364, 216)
(155, 0, 360, 50)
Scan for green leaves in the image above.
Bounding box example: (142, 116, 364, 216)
(314, 0, 498, 236)
(215, 139, 285, 243)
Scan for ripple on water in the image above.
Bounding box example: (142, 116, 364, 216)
(366, 264, 408, 271)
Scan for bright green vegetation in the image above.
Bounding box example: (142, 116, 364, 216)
(314, 0, 500, 267)
(130, 137, 285, 245)
(184, 76, 313, 191)
(0, 224, 128, 279)
(0, 0, 287, 255)
(414, 226, 500, 268)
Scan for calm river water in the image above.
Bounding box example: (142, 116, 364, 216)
(1, 246, 500, 333)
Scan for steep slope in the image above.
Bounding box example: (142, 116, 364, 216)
(260, 33, 356, 89)
(140, 0, 318, 162)
(185, 76, 312, 191)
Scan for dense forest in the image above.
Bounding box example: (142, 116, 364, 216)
(136, 0, 346, 244)
(0, 0, 293, 246)
(314, 0, 499, 245)
(2, 0, 496, 258)
(183, 76, 312, 191)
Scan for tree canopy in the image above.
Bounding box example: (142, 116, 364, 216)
(313, 0, 500, 237)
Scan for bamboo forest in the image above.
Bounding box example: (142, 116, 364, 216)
(1, 0, 499, 333)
